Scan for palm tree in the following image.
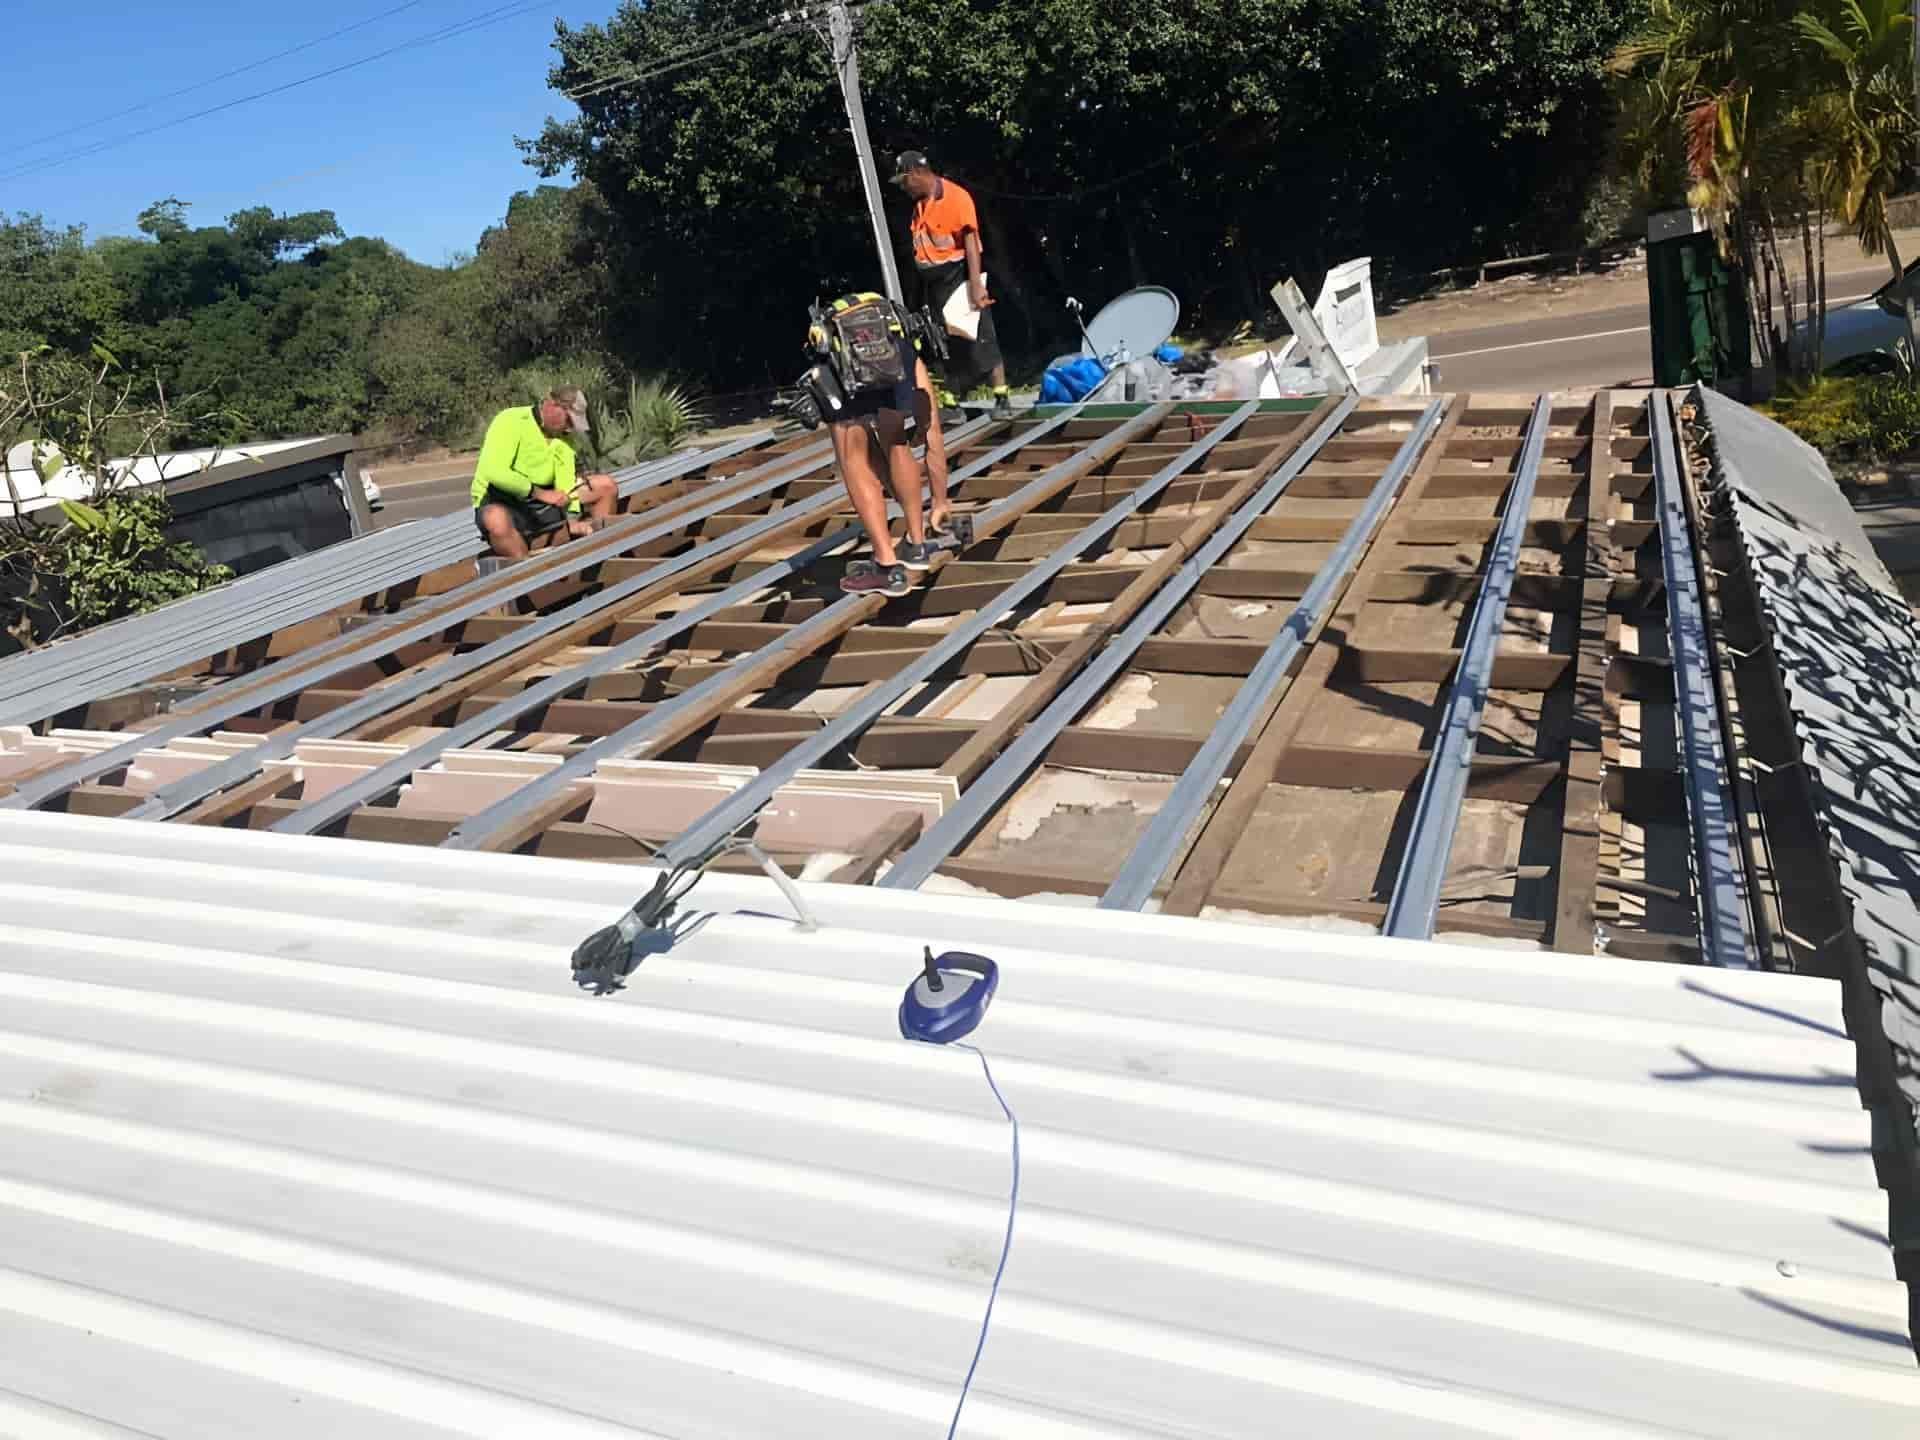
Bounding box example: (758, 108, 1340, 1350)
(1796, 0, 1919, 378)
(1612, 1, 1835, 379)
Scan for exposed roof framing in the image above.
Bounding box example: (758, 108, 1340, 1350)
(0, 394, 1776, 964)
(0, 429, 780, 729)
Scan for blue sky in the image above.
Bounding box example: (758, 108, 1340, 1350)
(4, 1, 600, 263)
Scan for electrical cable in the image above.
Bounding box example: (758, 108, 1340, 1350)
(946, 1042, 1020, 1440)
(565, 1, 877, 101)
(0, 0, 553, 184)
(13, 0, 433, 157)
(565, 8, 816, 98)
(561, 10, 794, 98)
(565, 23, 813, 101)
(565, 8, 846, 101)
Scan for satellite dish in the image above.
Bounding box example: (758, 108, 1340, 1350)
(1080, 286, 1180, 361)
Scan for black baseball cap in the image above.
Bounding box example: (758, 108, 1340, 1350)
(890, 150, 930, 185)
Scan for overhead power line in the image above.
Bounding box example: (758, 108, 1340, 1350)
(14, 0, 433, 158)
(561, 7, 816, 99)
(565, 24, 814, 101)
(565, 3, 875, 102)
(0, 0, 553, 186)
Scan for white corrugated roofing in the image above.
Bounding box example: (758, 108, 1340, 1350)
(0, 808, 1913, 1438)
(1, 435, 327, 515)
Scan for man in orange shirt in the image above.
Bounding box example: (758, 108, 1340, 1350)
(892, 150, 1012, 420)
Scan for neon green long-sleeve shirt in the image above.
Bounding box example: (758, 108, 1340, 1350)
(470, 406, 580, 512)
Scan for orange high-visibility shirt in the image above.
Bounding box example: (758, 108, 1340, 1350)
(910, 179, 981, 271)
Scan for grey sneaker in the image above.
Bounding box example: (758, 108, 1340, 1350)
(840, 560, 911, 597)
(897, 540, 935, 572)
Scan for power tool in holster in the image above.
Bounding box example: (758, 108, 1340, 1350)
(780, 294, 949, 431)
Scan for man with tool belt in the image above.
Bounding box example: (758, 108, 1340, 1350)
(787, 293, 965, 598)
(892, 150, 1012, 419)
(471, 386, 617, 559)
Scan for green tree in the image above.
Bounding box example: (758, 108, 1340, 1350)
(0, 215, 129, 360)
(1612, 1, 1836, 376)
(469, 184, 616, 367)
(0, 350, 231, 652)
(226, 206, 346, 263)
(529, 0, 1641, 385)
(135, 197, 191, 241)
(1796, 0, 1918, 373)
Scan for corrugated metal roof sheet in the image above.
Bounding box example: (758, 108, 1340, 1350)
(0, 808, 1912, 1436)
(1696, 386, 1920, 1134)
(1, 435, 329, 512)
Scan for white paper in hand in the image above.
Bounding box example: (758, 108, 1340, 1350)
(942, 271, 986, 341)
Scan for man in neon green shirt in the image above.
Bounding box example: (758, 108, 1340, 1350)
(471, 386, 617, 558)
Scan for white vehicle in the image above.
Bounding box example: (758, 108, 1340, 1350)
(1793, 265, 1920, 374)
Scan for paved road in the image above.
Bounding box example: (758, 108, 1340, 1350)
(1426, 263, 1892, 393)
(371, 471, 473, 531)
(1861, 499, 1920, 580)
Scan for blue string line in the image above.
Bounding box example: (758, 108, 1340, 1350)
(948, 1042, 1020, 1440)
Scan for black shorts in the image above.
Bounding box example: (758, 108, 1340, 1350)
(474, 493, 569, 541)
(831, 337, 918, 422)
(920, 261, 1003, 379)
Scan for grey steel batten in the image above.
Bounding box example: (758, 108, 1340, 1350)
(0, 435, 777, 727)
(0, 437, 716, 708)
(265, 529, 861, 834)
(1099, 395, 1450, 910)
(0, 432, 779, 727)
(436, 402, 1129, 854)
(126, 424, 971, 822)
(0, 525, 459, 715)
(0, 437, 843, 812)
(1380, 394, 1554, 939)
(628, 402, 1241, 869)
(1650, 393, 1753, 969)
(882, 395, 1362, 892)
(0, 450, 692, 702)
(252, 419, 1006, 834)
(0, 434, 775, 709)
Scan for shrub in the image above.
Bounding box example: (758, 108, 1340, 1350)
(1, 348, 234, 650)
(504, 356, 616, 418)
(1853, 378, 1920, 457)
(594, 377, 708, 467)
(1, 491, 231, 650)
(1762, 375, 1920, 461)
